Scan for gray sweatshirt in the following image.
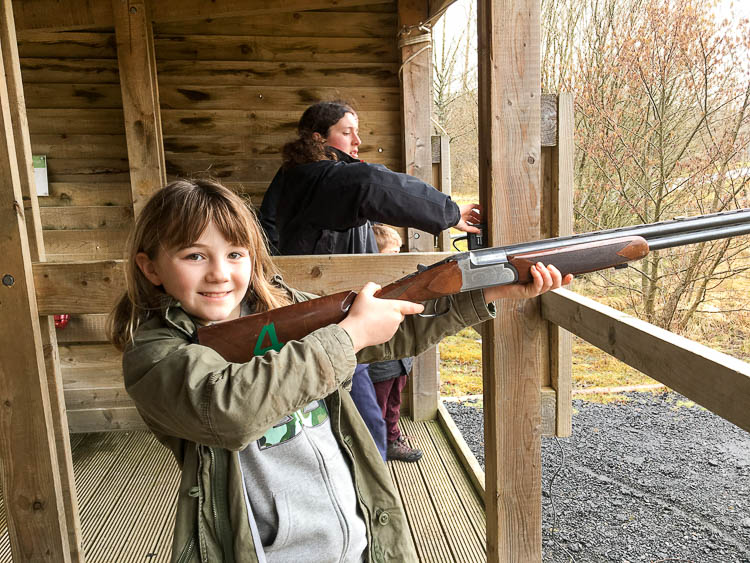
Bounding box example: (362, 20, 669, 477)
(239, 398, 367, 562)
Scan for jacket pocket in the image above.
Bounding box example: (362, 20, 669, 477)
(263, 490, 292, 552)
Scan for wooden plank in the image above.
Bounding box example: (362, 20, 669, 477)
(162, 134, 400, 160)
(389, 451, 453, 561)
(33, 252, 453, 314)
(40, 206, 133, 230)
(542, 288, 750, 434)
(166, 155, 402, 183)
(433, 135, 451, 252)
(27, 108, 125, 134)
(54, 313, 108, 342)
(13, 0, 394, 31)
(478, 0, 544, 559)
(426, 418, 487, 547)
(2, 1, 84, 557)
(113, 0, 166, 216)
(0, 1, 70, 557)
(159, 85, 400, 111)
(31, 134, 128, 159)
(17, 31, 117, 59)
(154, 10, 397, 37)
(399, 0, 439, 422)
(437, 400, 485, 499)
(42, 229, 129, 261)
(550, 93, 574, 438)
(161, 108, 400, 136)
(540, 93, 558, 147)
(154, 35, 398, 63)
(37, 183, 132, 207)
(20, 57, 120, 83)
(24, 83, 123, 109)
(157, 60, 399, 87)
(402, 418, 484, 562)
(66, 406, 146, 433)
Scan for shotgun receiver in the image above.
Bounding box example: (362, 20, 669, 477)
(198, 208, 750, 362)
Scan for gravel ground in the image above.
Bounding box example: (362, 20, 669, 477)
(443, 392, 750, 563)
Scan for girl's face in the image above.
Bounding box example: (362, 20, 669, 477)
(136, 222, 252, 324)
(323, 112, 361, 158)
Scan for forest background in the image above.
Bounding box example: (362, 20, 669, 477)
(431, 0, 750, 398)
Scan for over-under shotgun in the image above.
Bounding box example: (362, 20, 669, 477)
(198, 208, 750, 362)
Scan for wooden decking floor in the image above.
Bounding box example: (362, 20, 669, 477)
(0, 418, 485, 562)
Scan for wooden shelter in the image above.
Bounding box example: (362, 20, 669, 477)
(1, 0, 749, 562)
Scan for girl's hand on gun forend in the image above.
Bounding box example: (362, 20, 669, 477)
(338, 282, 424, 353)
(455, 203, 482, 234)
(483, 262, 573, 302)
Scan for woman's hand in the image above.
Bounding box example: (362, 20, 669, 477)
(338, 282, 424, 352)
(455, 203, 482, 233)
(483, 263, 573, 302)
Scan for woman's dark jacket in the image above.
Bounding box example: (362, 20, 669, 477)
(259, 148, 460, 256)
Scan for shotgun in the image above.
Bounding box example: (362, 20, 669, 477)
(198, 208, 750, 362)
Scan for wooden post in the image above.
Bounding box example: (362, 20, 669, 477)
(399, 0, 439, 421)
(0, 3, 71, 560)
(550, 93, 574, 437)
(113, 0, 166, 217)
(432, 135, 452, 252)
(0, 0, 84, 558)
(478, 0, 544, 560)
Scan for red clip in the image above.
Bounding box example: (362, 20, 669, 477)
(54, 314, 70, 329)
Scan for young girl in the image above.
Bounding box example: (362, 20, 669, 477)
(109, 178, 569, 563)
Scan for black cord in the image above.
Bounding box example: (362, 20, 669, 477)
(547, 436, 578, 562)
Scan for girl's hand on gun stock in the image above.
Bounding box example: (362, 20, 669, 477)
(483, 262, 573, 302)
(338, 282, 424, 352)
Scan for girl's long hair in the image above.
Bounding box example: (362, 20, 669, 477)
(282, 101, 356, 167)
(107, 179, 291, 351)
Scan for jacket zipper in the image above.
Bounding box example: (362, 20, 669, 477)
(176, 535, 196, 563)
(209, 447, 236, 563)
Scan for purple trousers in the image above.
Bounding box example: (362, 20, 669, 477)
(372, 374, 408, 443)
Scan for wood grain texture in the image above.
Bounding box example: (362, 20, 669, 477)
(0, 1, 71, 557)
(12, 0, 394, 31)
(549, 92, 574, 437)
(542, 288, 750, 434)
(113, 0, 166, 216)
(477, 0, 544, 559)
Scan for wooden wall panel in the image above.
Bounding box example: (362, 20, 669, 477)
(17, 5, 402, 432)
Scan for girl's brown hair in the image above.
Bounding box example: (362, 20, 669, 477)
(281, 101, 356, 167)
(107, 179, 291, 351)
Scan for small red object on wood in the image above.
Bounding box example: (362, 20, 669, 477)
(54, 314, 70, 329)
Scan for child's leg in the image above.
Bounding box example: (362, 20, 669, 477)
(384, 374, 408, 443)
(349, 364, 387, 461)
(373, 377, 400, 442)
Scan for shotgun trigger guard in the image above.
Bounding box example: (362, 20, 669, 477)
(458, 249, 517, 290)
(417, 298, 451, 319)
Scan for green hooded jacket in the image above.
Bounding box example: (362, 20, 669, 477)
(122, 284, 495, 562)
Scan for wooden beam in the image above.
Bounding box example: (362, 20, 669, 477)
(542, 288, 750, 434)
(13, 0, 394, 32)
(399, 0, 440, 421)
(0, 1, 83, 557)
(0, 2, 70, 559)
(478, 0, 543, 560)
(112, 0, 166, 216)
(549, 93, 574, 438)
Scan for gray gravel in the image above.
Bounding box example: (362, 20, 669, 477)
(444, 392, 750, 563)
